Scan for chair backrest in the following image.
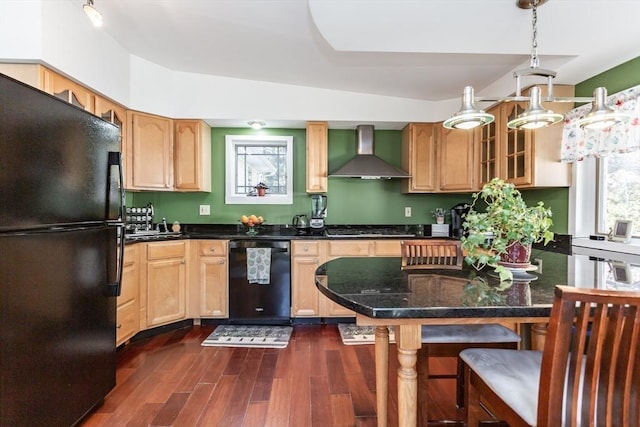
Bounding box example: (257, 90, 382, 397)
(538, 286, 640, 427)
(400, 239, 463, 270)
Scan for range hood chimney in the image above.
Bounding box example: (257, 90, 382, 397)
(329, 125, 411, 179)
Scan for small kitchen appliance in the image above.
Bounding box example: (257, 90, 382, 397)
(292, 214, 310, 234)
(310, 194, 327, 233)
(451, 202, 471, 238)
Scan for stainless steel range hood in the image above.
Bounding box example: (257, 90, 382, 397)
(329, 125, 411, 179)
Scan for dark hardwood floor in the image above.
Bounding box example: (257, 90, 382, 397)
(80, 324, 464, 427)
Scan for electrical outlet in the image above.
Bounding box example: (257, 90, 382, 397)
(404, 207, 412, 217)
(199, 204, 210, 215)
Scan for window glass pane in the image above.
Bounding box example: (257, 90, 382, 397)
(225, 135, 293, 205)
(598, 151, 640, 236)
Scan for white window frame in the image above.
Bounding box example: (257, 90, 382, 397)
(224, 134, 294, 205)
(570, 157, 640, 255)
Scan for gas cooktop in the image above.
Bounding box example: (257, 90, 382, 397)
(324, 226, 415, 238)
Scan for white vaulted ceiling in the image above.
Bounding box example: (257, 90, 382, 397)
(96, 0, 640, 102)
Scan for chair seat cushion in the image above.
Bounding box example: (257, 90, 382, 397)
(460, 348, 542, 426)
(421, 324, 521, 344)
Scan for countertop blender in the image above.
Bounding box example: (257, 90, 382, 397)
(310, 194, 327, 233)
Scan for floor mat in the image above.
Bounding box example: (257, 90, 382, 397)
(338, 324, 396, 345)
(201, 325, 293, 349)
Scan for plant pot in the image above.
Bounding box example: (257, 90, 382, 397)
(498, 241, 532, 268)
(257, 188, 266, 197)
(436, 216, 445, 224)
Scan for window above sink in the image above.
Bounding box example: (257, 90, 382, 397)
(225, 134, 293, 205)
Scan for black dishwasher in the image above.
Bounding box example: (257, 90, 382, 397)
(228, 240, 291, 325)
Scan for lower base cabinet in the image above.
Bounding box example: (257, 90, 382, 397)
(143, 241, 188, 328)
(116, 245, 140, 346)
(195, 240, 229, 318)
(292, 239, 403, 319)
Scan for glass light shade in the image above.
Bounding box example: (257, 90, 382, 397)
(83, 1, 103, 27)
(248, 121, 265, 130)
(443, 86, 495, 130)
(574, 87, 632, 130)
(507, 86, 563, 129)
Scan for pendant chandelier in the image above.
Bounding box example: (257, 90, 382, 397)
(443, 0, 631, 131)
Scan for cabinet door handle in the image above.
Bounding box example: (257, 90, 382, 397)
(116, 324, 122, 329)
(210, 247, 216, 252)
(218, 259, 225, 264)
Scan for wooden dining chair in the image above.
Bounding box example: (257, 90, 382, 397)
(400, 240, 522, 422)
(461, 285, 640, 427)
(401, 239, 463, 269)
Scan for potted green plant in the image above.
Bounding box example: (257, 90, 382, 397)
(431, 208, 448, 224)
(461, 178, 554, 280)
(254, 182, 269, 197)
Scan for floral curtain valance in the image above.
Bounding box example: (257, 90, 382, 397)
(561, 84, 640, 163)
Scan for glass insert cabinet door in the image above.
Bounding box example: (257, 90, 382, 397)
(503, 103, 533, 186)
(225, 135, 294, 205)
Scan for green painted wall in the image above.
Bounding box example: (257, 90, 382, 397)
(575, 57, 640, 97)
(132, 127, 474, 226)
(131, 57, 640, 232)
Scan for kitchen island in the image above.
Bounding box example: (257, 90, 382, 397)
(314, 246, 640, 427)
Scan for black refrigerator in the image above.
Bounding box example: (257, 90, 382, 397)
(0, 73, 124, 426)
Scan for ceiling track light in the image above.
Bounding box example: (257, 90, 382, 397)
(83, 0, 103, 27)
(248, 121, 265, 130)
(445, 0, 630, 131)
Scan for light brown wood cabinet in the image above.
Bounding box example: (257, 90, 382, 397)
(174, 120, 212, 192)
(291, 241, 324, 317)
(116, 244, 140, 346)
(195, 240, 228, 318)
(291, 239, 403, 319)
(401, 123, 437, 193)
(436, 123, 477, 192)
(126, 111, 174, 190)
(43, 68, 95, 113)
(305, 121, 328, 193)
(485, 85, 573, 188)
(143, 241, 188, 327)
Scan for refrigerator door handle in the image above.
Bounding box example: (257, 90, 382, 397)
(107, 151, 125, 297)
(107, 151, 125, 223)
(106, 224, 124, 297)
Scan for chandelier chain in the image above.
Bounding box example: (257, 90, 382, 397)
(530, 0, 539, 69)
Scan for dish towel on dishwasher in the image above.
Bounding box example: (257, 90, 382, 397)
(246, 247, 271, 284)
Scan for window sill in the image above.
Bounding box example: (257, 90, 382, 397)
(572, 237, 640, 256)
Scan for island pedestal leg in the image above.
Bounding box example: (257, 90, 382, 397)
(375, 326, 389, 427)
(396, 324, 421, 427)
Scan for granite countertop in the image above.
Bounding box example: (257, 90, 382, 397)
(314, 246, 640, 319)
(124, 223, 429, 243)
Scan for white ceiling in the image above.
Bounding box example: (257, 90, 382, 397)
(94, 0, 639, 128)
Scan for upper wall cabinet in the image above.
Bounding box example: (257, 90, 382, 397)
(436, 123, 477, 192)
(126, 111, 174, 191)
(174, 120, 211, 192)
(306, 121, 328, 193)
(42, 68, 95, 113)
(95, 95, 127, 152)
(487, 85, 573, 188)
(401, 123, 437, 193)
(126, 113, 212, 192)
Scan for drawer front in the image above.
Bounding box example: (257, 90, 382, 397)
(123, 245, 137, 267)
(292, 240, 321, 257)
(372, 240, 401, 256)
(147, 240, 186, 260)
(116, 300, 138, 345)
(327, 240, 371, 257)
(198, 240, 228, 256)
